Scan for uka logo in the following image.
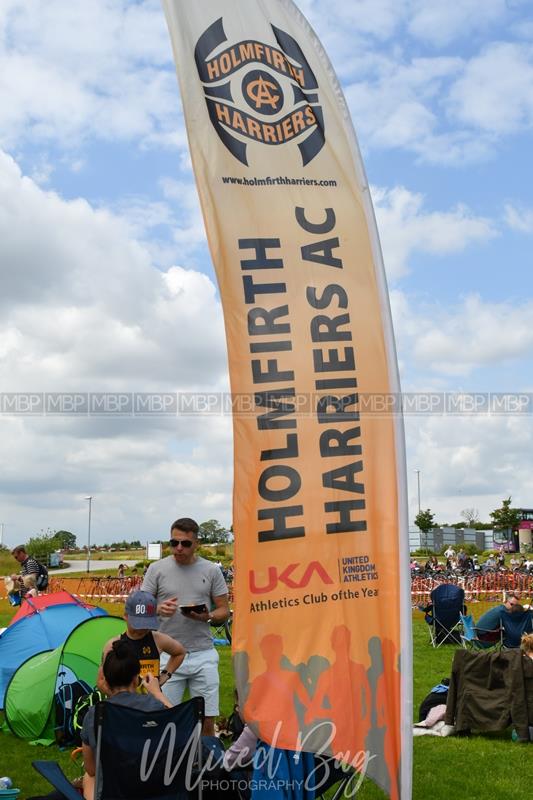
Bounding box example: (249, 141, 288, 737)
(249, 561, 334, 594)
(194, 17, 325, 166)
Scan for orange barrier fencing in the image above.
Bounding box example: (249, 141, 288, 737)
(48, 575, 142, 602)
(411, 573, 533, 607)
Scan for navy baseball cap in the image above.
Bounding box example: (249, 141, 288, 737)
(125, 590, 159, 630)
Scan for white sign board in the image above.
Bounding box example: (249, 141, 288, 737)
(146, 542, 162, 561)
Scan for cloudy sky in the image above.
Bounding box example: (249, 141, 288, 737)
(1, 0, 532, 548)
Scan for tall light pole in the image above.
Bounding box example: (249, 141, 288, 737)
(0, 523, 4, 547)
(414, 469, 424, 553)
(85, 496, 93, 573)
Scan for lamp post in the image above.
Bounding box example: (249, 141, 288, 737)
(414, 469, 425, 553)
(85, 496, 93, 573)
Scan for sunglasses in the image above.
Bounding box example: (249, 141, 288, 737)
(168, 539, 194, 549)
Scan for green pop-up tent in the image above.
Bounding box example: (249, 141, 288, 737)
(4, 615, 126, 742)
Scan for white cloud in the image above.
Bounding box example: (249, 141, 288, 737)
(372, 185, 496, 279)
(393, 293, 533, 376)
(2, 1, 533, 548)
(296, 0, 406, 50)
(343, 54, 498, 164)
(504, 203, 533, 233)
(324, 0, 404, 40)
(0, 150, 226, 387)
(0, 415, 234, 545)
(408, 0, 507, 47)
(0, 0, 528, 169)
(0, 148, 235, 541)
(406, 413, 533, 524)
(448, 42, 533, 134)
(0, 0, 180, 150)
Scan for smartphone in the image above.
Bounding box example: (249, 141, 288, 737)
(180, 604, 208, 615)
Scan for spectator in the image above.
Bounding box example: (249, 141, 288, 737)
(484, 554, 497, 570)
(117, 563, 125, 579)
(82, 639, 172, 800)
(142, 517, 229, 735)
(477, 591, 521, 630)
(444, 546, 456, 560)
(477, 592, 533, 647)
(100, 589, 187, 687)
(425, 555, 438, 572)
(10, 545, 39, 597)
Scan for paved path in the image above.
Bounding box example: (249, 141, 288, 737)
(53, 559, 138, 574)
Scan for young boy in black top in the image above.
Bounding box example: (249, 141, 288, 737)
(100, 589, 186, 689)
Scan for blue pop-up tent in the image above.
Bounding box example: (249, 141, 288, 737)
(0, 599, 106, 708)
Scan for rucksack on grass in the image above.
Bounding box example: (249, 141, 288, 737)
(72, 688, 107, 745)
(54, 679, 92, 746)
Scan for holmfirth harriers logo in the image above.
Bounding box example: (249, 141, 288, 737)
(194, 18, 325, 166)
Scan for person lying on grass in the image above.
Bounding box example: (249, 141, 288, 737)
(99, 589, 186, 690)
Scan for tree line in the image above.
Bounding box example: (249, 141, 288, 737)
(415, 497, 523, 535)
(17, 518, 232, 558)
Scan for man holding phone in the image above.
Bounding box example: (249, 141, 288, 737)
(141, 517, 229, 734)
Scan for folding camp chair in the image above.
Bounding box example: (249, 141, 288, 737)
(242, 743, 361, 800)
(33, 696, 204, 800)
(210, 611, 232, 646)
(313, 757, 360, 800)
(425, 583, 465, 647)
(460, 613, 502, 651)
(501, 609, 533, 648)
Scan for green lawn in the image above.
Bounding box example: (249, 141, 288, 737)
(0, 601, 530, 799)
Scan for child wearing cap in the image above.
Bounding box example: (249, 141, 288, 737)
(100, 589, 187, 690)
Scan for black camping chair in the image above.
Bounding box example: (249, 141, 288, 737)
(33, 696, 204, 800)
(425, 583, 465, 647)
(313, 756, 360, 800)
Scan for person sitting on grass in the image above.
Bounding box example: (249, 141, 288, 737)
(82, 639, 173, 800)
(101, 589, 187, 688)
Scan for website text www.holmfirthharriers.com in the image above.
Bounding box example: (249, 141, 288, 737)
(221, 175, 338, 188)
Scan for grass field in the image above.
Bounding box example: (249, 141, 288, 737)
(0, 600, 530, 799)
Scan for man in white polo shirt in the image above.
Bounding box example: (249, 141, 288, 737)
(142, 517, 229, 735)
